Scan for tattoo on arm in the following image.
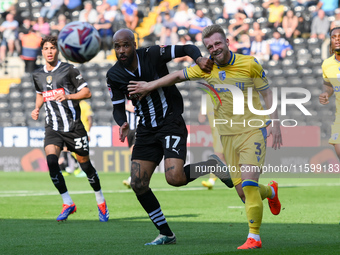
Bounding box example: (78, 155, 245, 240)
(165, 166, 175, 172)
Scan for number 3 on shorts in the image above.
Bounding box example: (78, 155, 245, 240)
(254, 142, 261, 155)
(74, 136, 89, 150)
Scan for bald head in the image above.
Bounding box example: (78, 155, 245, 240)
(113, 29, 135, 43)
(113, 28, 137, 68)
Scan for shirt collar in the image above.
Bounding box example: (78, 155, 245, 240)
(124, 54, 141, 77)
(212, 51, 236, 68)
(44, 61, 61, 73)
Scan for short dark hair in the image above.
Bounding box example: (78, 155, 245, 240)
(40, 35, 58, 49)
(329, 27, 340, 55)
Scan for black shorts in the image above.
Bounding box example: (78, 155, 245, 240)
(127, 129, 136, 148)
(132, 115, 188, 165)
(44, 122, 89, 156)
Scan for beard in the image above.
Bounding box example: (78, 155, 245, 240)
(119, 51, 135, 68)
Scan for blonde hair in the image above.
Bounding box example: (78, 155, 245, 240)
(202, 24, 226, 41)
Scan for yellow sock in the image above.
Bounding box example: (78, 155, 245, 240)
(242, 179, 263, 235)
(258, 184, 273, 200)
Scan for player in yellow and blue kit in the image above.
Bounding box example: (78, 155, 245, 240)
(320, 27, 340, 159)
(127, 24, 283, 249)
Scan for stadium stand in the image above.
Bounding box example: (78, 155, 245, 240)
(0, 0, 337, 144)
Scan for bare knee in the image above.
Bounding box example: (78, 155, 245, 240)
(130, 162, 151, 195)
(131, 179, 150, 195)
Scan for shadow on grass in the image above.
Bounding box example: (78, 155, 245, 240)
(0, 218, 339, 255)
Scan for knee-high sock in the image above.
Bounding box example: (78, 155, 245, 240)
(47, 154, 67, 194)
(242, 179, 263, 235)
(258, 184, 273, 200)
(79, 161, 101, 192)
(137, 189, 173, 236)
(184, 159, 217, 183)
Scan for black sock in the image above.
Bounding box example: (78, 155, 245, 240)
(47, 154, 67, 194)
(184, 159, 216, 183)
(137, 189, 173, 236)
(79, 161, 101, 192)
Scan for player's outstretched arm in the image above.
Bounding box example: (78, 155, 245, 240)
(260, 88, 283, 150)
(31, 93, 44, 120)
(128, 70, 186, 99)
(319, 82, 333, 105)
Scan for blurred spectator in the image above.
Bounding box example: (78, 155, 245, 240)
(188, 9, 212, 42)
(50, 14, 67, 36)
(173, 2, 194, 31)
(183, 0, 195, 9)
(311, 9, 330, 40)
(121, 0, 139, 31)
(18, 18, 32, 35)
(227, 35, 238, 52)
(143, 15, 163, 43)
(251, 34, 270, 63)
(294, 15, 309, 38)
(93, 14, 114, 57)
(59, 0, 83, 19)
(0, 0, 15, 20)
(268, 31, 292, 61)
(97, 0, 119, 15)
(158, 1, 175, 19)
(236, 34, 251, 55)
(0, 13, 19, 64)
(242, 0, 254, 18)
(162, 12, 176, 30)
(330, 8, 340, 30)
(262, 0, 285, 28)
(40, 0, 63, 20)
(293, 0, 317, 8)
(160, 26, 178, 45)
(282, 10, 298, 44)
(33, 16, 50, 37)
(103, 4, 118, 23)
(228, 12, 248, 39)
(19, 28, 42, 73)
(315, 0, 338, 17)
(248, 21, 265, 41)
(79, 1, 98, 24)
(223, 0, 243, 20)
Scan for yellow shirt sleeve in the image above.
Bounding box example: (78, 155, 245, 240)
(251, 57, 269, 91)
(183, 64, 205, 80)
(322, 62, 330, 83)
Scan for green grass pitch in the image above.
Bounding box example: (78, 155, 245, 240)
(0, 172, 339, 255)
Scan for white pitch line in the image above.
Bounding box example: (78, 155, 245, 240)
(0, 182, 339, 198)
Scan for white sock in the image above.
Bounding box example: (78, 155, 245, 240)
(270, 186, 275, 199)
(208, 178, 215, 185)
(95, 190, 105, 204)
(61, 191, 73, 205)
(248, 233, 261, 241)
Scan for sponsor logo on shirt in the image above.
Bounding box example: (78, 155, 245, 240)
(42, 88, 65, 102)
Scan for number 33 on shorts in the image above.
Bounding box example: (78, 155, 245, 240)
(74, 136, 89, 151)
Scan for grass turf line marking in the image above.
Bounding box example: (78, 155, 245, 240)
(1, 182, 340, 197)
